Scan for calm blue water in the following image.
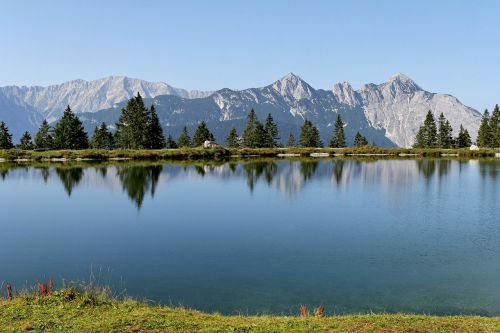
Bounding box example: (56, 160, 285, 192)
(0, 159, 499, 315)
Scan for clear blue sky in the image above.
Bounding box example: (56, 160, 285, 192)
(1, 0, 499, 111)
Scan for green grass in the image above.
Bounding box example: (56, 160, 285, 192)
(0, 146, 498, 162)
(1, 288, 500, 332)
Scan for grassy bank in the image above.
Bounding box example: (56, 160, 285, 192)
(1, 288, 499, 333)
(0, 147, 498, 161)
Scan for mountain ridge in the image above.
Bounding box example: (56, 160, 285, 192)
(0, 73, 482, 147)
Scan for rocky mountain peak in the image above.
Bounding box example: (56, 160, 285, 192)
(332, 81, 359, 107)
(383, 72, 421, 93)
(271, 72, 315, 101)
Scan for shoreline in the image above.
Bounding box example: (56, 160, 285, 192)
(0, 147, 499, 162)
(1, 288, 499, 332)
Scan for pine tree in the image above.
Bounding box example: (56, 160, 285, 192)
(52, 105, 88, 149)
(34, 120, 54, 149)
(287, 132, 295, 147)
(226, 127, 239, 148)
(115, 93, 149, 149)
(437, 113, 453, 148)
(253, 121, 266, 148)
(490, 104, 500, 147)
(413, 125, 426, 148)
(456, 124, 472, 148)
(242, 109, 257, 147)
(353, 131, 368, 147)
(477, 109, 491, 147)
(166, 134, 178, 149)
(413, 110, 438, 148)
(264, 113, 279, 148)
(329, 114, 346, 148)
(147, 104, 165, 149)
(0, 121, 14, 149)
(423, 110, 438, 147)
(19, 131, 34, 150)
(300, 119, 322, 147)
(193, 121, 213, 146)
(90, 122, 114, 149)
(177, 126, 191, 147)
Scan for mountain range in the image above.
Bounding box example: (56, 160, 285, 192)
(0, 73, 482, 147)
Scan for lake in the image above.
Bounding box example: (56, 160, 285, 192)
(0, 158, 499, 315)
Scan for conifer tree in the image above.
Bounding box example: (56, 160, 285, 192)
(300, 119, 322, 147)
(19, 131, 34, 150)
(264, 113, 279, 148)
(253, 121, 266, 148)
(193, 121, 213, 146)
(226, 127, 239, 148)
(52, 105, 88, 149)
(287, 132, 295, 147)
(0, 121, 14, 149)
(353, 131, 368, 147)
(329, 114, 346, 148)
(115, 93, 149, 149)
(437, 113, 453, 148)
(177, 126, 191, 147)
(413, 110, 438, 148)
(490, 104, 500, 147)
(166, 134, 178, 149)
(90, 122, 114, 149)
(242, 109, 257, 147)
(455, 124, 472, 148)
(147, 104, 165, 149)
(477, 109, 491, 147)
(34, 120, 54, 149)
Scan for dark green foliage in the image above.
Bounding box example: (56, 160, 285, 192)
(166, 135, 178, 149)
(476, 105, 500, 147)
(477, 109, 491, 147)
(242, 109, 257, 147)
(34, 120, 54, 149)
(0, 121, 14, 149)
(264, 113, 279, 148)
(226, 127, 239, 148)
(300, 119, 322, 147)
(192, 121, 214, 147)
(147, 105, 165, 149)
(329, 114, 346, 148)
(353, 131, 368, 147)
(413, 111, 438, 148)
(177, 126, 191, 147)
(90, 123, 114, 149)
(253, 121, 266, 148)
(241, 110, 274, 148)
(52, 105, 89, 150)
(490, 104, 500, 147)
(437, 113, 454, 148)
(287, 132, 296, 147)
(115, 93, 150, 149)
(19, 131, 34, 150)
(455, 124, 472, 148)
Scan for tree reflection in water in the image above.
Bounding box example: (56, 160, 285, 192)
(116, 165, 163, 208)
(55, 167, 84, 196)
(243, 161, 278, 191)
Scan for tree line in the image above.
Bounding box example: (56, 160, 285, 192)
(0, 92, 416, 150)
(413, 107, 500, 148)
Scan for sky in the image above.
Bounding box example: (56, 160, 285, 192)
(0, 0, 499, 111)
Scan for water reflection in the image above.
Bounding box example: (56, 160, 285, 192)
(55, 167, 84, 196)
(0, 158, 498, 209)
(116, 165, 163, 208)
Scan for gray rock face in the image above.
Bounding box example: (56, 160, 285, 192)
(0, 73, 482, 147)
(0, 76, 211, 123)
(358, 73, 481, 147)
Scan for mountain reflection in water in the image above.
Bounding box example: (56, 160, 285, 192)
(0, 158, 498, 209)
